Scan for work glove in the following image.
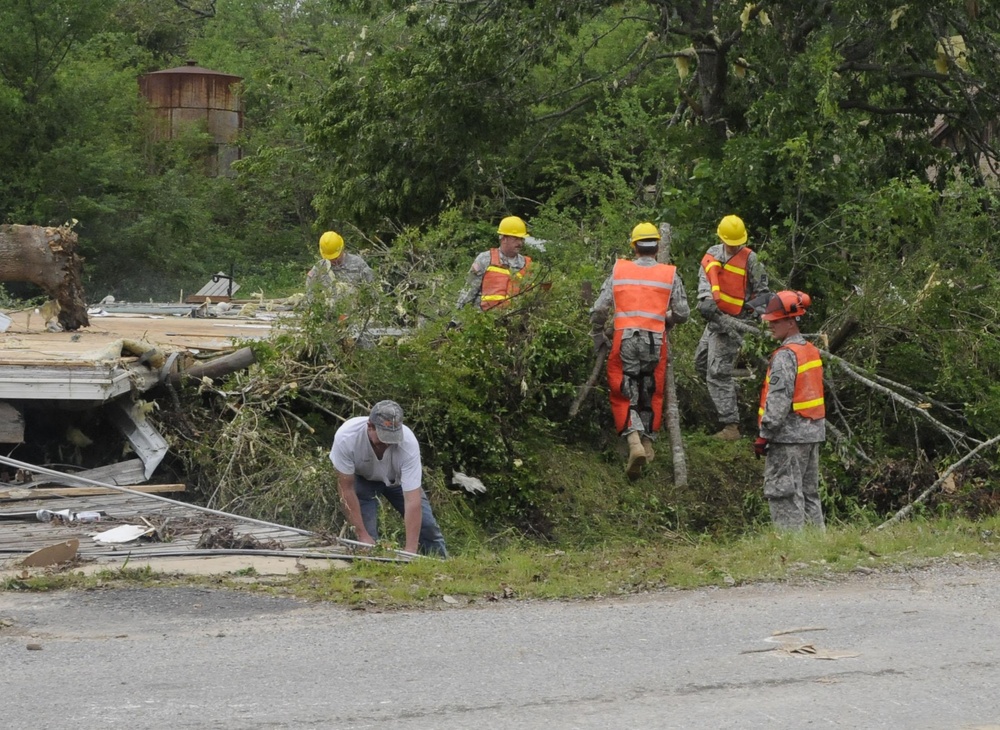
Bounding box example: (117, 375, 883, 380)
(753, 437, 769, 460)
(591, 331, 610, 354)
(452, 471, 487, 494)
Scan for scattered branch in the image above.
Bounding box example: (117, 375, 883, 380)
(876, 434, 1000, 530)
(819, 349, 977, 448)
(568, 343, 607, 418)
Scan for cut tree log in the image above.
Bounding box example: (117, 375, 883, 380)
(168, 346, 256, 385)
(658, 222, 687, 488)
(0, 224, 89, 330)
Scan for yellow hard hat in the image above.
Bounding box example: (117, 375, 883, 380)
(319, 231, 345, 260)
(497, 216, 528, 238)
(717, 215, 748, 246)
(630, 222, 660, 246)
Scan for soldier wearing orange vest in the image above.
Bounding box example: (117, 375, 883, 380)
(456, 216, 533, 311)
(589, 223, 690, 480)
(755, 290, 826, 531)
(695, 214, 770, 440)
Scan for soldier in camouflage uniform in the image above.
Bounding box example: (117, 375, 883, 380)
(754, 291, 825, 531)
(590, 223, 690, 479)
(695, 215, 770, 440)
(305, 230, 375, 304)
(456, 216, 532, 311)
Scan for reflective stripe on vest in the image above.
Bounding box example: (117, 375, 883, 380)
(701, 246, 752, 315)
(758, 342, 826, 426)
(480, 249, 532, 310)
(611, 259, 675, 331)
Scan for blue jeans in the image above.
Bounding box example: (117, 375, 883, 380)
(353, 476, 448, 557)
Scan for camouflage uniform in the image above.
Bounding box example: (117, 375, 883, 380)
(695, 243, 769, 425)
(305, 253, 375, 303)
(590, 257, 690, 438)
(758, 332, 826, 530)
(456, 249, 530, 309)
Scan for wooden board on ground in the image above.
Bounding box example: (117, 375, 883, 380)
(0, 492, 340, 566)
(30, 459, 147, 488)
(0, 484, 185, 502)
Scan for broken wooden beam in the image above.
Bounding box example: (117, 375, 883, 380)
(29, 458, 147, 488)
(0, 483, 186, 501)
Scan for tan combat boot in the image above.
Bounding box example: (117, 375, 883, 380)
(626, 431, 647, 479)
(640, 435, 655, 463)
(713, 423, 741, 441)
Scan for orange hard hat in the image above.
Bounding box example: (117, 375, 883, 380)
(761, 290, 812, 321)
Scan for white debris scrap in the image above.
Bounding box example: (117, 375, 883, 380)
(452, 471, 487, 494)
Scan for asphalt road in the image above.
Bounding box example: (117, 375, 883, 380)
(2, 562, 1000, 729)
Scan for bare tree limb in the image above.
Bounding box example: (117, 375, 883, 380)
(568, 343, 607, 418)
(819, 348, 977, 447)
(876, 434, 1000, 530)
(174, 0, 217, 19)
(826, 421, 873, 464)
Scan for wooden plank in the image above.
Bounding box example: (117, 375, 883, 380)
(0, 310, 274, 366)
(0, 483, 185, 501)
(184, 295, 231, 304)
(31, 458, 147, 487)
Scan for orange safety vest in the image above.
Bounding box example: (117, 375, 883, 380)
(611, 259, 675, 331)
(758, 342, 825, 426)
(480, 249, 532, 311)
(701, 246, 752, 315)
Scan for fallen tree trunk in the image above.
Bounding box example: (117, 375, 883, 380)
(0, 224, 89, 330)
(169, 347, 256, 385)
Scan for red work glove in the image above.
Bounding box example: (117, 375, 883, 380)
(753, 437, 769, 459)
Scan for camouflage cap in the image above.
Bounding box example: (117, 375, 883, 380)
(369, 400, 404, 444)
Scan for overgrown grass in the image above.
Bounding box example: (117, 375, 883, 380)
(6, 517, 1000, 605)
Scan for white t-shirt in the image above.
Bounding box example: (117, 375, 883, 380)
(329, 416, 422, 491)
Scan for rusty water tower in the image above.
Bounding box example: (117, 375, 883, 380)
(138, 60, 243, 176)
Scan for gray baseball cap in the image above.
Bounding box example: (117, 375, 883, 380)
(369, 400, 404, 444)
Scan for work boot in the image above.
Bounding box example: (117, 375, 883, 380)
(626, 431, 647, 480)
(713, 423, 741, 441)
(641, 435, 655, 463)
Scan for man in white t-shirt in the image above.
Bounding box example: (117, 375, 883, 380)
(330, 400, 447, 556)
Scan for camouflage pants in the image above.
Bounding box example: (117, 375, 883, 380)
(694, 325, 743, 424)
(614, 332, 665, 437)
(763, 442, 825, 531)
